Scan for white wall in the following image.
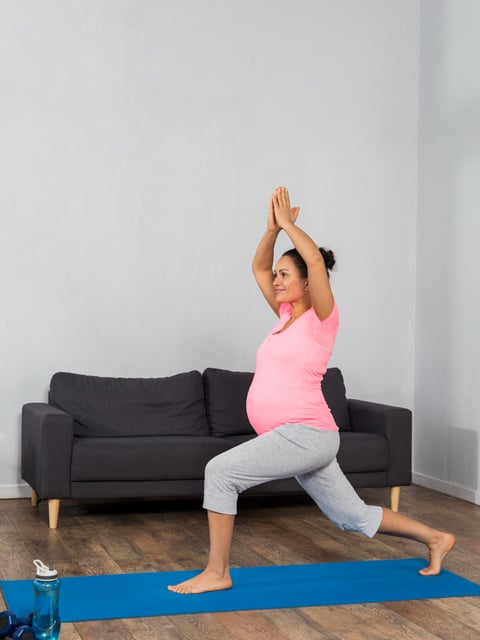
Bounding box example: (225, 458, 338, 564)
(0, 1, 419, 497)
(414, 0, 480, 504)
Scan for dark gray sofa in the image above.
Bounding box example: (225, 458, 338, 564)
(21, 367, 412, 528)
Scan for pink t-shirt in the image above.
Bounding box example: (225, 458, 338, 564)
(246, 302, 339, 435)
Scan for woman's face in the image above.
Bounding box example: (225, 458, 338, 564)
(272, 256, 307, 304)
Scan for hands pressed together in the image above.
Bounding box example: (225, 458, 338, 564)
(268, 186, 300, 231)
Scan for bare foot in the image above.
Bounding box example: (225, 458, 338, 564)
(419, 532, 456, 576)
(167, 568, 232, 594)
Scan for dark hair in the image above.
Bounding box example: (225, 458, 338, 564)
(282, 247, 336, 279)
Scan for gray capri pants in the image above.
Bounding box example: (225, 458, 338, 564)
(203, 423, 383, 539)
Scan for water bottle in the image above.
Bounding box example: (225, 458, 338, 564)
(32, 559, 61, 640)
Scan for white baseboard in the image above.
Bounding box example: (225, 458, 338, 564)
(0, 483, 31, 499)
(413, 472, 480, 506)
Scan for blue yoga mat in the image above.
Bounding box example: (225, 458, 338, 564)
(1, 559, 479, 620)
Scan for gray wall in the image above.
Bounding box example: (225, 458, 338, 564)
(0, 1, 435, 499)
(414, 0, 480, 504)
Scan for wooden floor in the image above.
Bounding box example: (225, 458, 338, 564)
(1, 485, 479, 639)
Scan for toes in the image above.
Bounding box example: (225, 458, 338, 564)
(167, 584, 188, 593)
(418, 567, 439, 577)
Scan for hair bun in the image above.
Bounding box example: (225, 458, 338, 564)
(319, 247, 336, 271)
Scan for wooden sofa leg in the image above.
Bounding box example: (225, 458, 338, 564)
(48, 499, 60, 529)
(31, 489, 39, 507)
(390, 486, 400, 512)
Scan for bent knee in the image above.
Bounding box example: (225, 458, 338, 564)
(204, 453, 237, 492)
(333, 504, 383, 539)
(204, 453, 230, 480)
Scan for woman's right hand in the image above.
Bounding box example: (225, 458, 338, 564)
(267, 193, 280, 232)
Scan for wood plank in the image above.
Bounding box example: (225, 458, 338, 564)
(386, 599, 480, 640)
(303, 603, 441, 640)
(168, 613, 239, 640)
(260, 608, 337, 639)
(214, 610, 294, 640)
(432, 597, 480, 631)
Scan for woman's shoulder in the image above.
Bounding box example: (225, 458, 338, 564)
(308, 301, 339, 333)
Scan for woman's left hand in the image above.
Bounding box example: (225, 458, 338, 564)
(273, 186, 300, 228)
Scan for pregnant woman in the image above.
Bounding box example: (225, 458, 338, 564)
(168, 186, 455, 594)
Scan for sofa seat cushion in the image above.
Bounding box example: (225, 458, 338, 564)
(71, 436, 234, 482)
(225, 432, 387, 475)
(223, 434, 256, 446)
(337, 432, 389, 474)
(49, 371, 209, 438)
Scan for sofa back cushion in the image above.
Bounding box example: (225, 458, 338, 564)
(203, 366, 351, 435)
(321, 367, 351, 431)
(49, 371, 209, 437)
(203, 368, 255, 437)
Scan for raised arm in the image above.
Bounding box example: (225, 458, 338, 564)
(251, 194, 282, 315)
(272, 187, 334, 321)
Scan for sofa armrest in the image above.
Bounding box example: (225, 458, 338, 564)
(21, 403, 74, 499)
(348, 398, 412, 487)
